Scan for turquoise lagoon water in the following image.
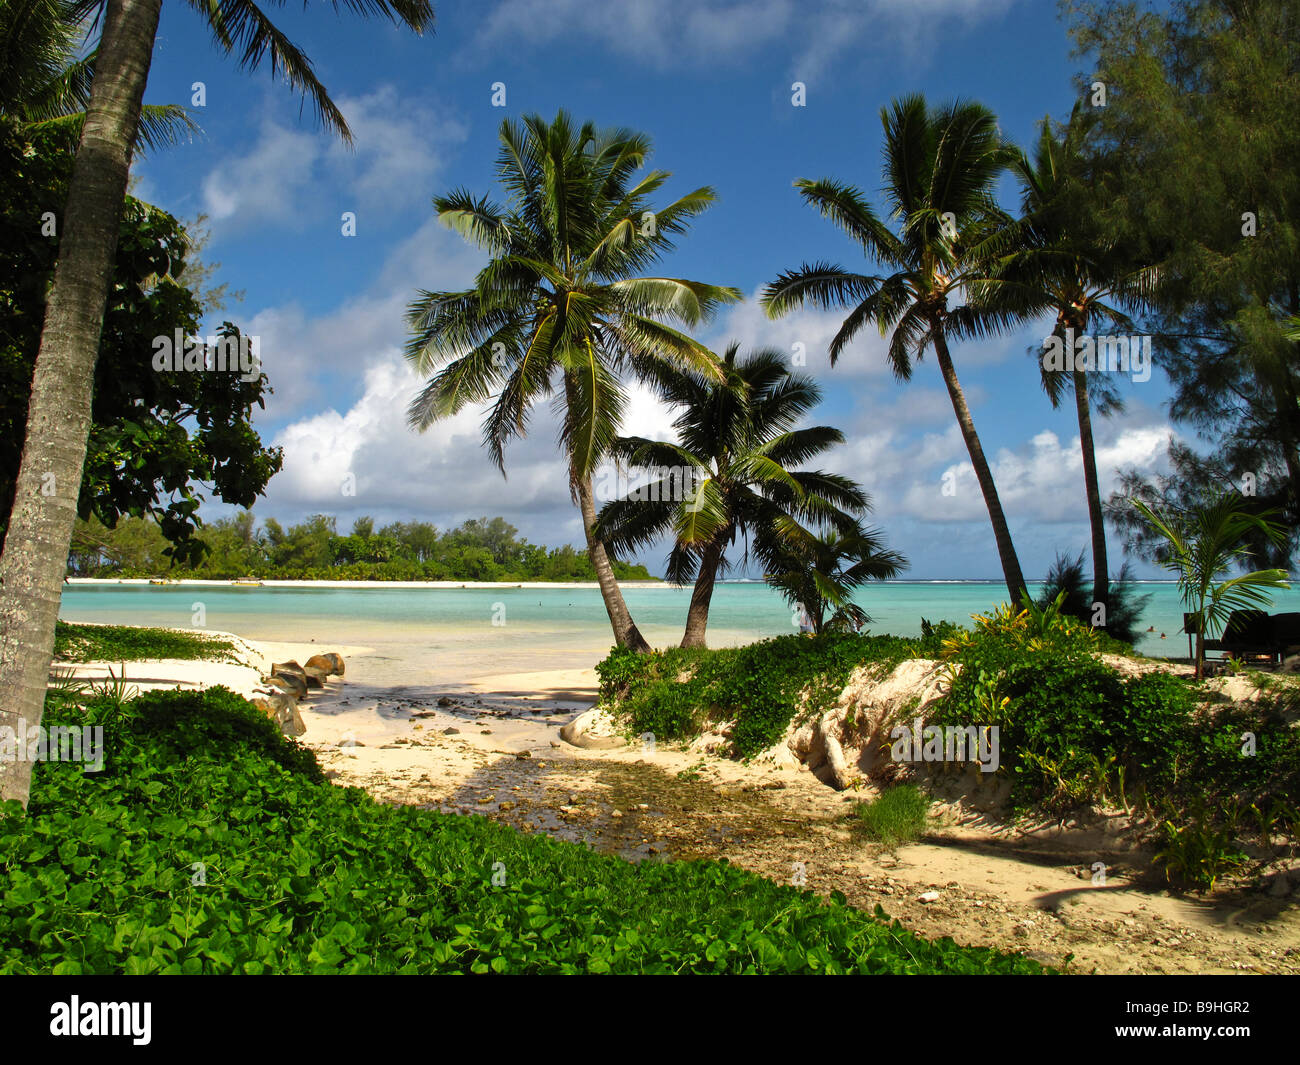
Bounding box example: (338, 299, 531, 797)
(58, 580, 1300, 660)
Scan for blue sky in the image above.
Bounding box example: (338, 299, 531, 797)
(131, 0, 1180, 579)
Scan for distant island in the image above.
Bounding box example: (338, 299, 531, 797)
(67, 512, 657, 583)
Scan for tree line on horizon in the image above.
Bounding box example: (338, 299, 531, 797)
(66, 512, 655, 582)
(0, 0, 1297, 806)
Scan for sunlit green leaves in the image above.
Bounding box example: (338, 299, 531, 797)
(0, 686, 1047, 975)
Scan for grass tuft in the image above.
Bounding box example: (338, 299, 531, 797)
(853, 785, 931, 851)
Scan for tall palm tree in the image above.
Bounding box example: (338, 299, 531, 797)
(405, 111, 741, 653)
(762, 94, 1029, 603)
(0, 0, 433, 808)
(986, 106, 1158, 619)
(593, 343, 889, 647)
(765, 524, 906, 635)
(0, 0, 197, 149)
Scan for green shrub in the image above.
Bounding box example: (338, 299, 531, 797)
(0, 689, 1047, 975)
(621, 678, 702, 742)
(599, 632, 943, 758)
(83, 686, 326, 784)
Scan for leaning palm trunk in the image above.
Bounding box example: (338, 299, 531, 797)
(932, 331, 1027, 603)
(1071, 367, 1110, 614)
(0, 0, 161, 807)
(681, 537, 725, 648)
(575, 473, 651, 652)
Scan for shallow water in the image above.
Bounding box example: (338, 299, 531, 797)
(59, 579, 1300, 669)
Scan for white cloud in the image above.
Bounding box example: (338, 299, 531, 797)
(472, 0, 1019, 74)
(201, 119, 321, 224)
(264, 350, 686, 544)
(866, 421, 1175, 526)
(201, 86, 465, 229)
(703, 287, 894, 379)
(238, 216, 486, 418)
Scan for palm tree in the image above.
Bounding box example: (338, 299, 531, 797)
(405, 111, 741, 653)
(765, 525, 906, 635)
(0, 0, 197, 149)
(1132, 492, 1289, 678)
(986, 105, 1158, 620)
(762, 94, 1029, 603)
(593, 343, 884, 647)
(0, 0, 434, 809)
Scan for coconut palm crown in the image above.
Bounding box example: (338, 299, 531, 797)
(762, 93, 1029, 602)
(405, 111, 742, 650)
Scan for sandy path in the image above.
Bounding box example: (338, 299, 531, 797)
(302, 669, 1298, 975)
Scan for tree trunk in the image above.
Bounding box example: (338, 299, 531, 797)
(0, 0, 162, 807)
(932, 330, 1028, 604)
(574, 472, 651, 652)
(1072, 368, 1110, 617)
(680, 536, 725, 648)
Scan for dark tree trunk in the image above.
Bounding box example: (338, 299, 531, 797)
(680, 536, 725, 648)
(932, 330, 1028, 604)
(575, 471, 651, 653)
(0, 0, 162, 807)
(1072, 367, 1110, 617)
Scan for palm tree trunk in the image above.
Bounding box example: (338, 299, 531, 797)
(680, 537, 725, 648)
(0, 0, 161, 807)
(932, 330, 1028, 603)
(574, 471, 651, 652)
(1072, 368, 1110, 616)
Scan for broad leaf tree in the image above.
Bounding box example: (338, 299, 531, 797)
(0, 0, 434, 808)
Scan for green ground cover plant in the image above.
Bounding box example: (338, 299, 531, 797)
(0, 687, 1048, 974)
(52, 622, 242, 664)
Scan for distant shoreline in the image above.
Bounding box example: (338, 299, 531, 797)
(65, 577, 669, 590)
(65, 576, 1185, 588)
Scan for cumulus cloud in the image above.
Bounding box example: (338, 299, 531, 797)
(240, 216, 486, 419)
(701, 287, 1048, 386)
(262, 350, 686, 544)
(201, 86, 465, 229)
(830, 413, 1175, 528)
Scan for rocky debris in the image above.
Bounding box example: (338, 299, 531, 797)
(264, 672, 307, 699)
(255, 651, 346, 738)
(560, 707, 628, 749)
(252, 692, 305, 738)
(305, 652, 345, 676)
